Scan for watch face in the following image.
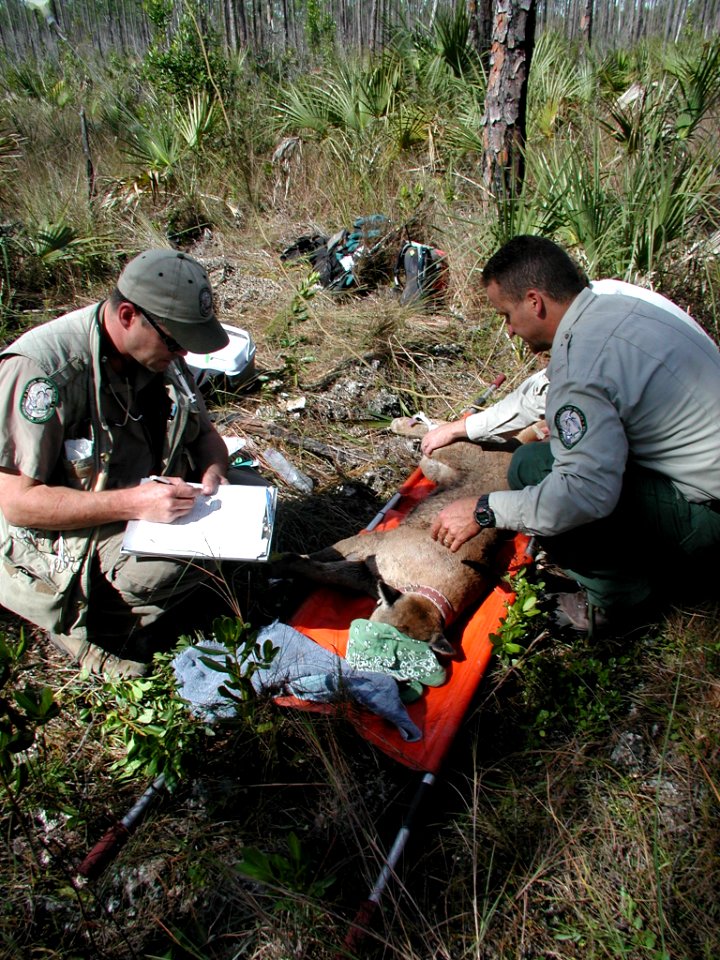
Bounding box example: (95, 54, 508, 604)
(474, 507, 490, 527)
(474, 496, 494, 528)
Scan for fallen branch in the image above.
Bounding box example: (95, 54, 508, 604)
(216, 415, 366, 467)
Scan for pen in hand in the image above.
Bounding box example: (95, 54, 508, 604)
(135, 475, 198, 523)
(149, 476, 203, 498)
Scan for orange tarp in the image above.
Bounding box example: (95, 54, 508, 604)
(281, 468, 533, 773)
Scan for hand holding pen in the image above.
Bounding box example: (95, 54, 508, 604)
(133, 475, 199, 523)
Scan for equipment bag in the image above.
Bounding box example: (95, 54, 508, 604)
(319, 214, 391, 292)
(393, 241, 449, 306)
(281, 215, 391, 293)
(279, 233, 329, 263)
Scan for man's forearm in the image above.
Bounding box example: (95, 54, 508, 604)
(1, 483, 142, 530)
(0, 471, 201, 530)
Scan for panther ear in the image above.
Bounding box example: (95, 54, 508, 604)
(376, 580, 402, 607)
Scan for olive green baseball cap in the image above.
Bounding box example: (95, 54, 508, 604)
(117, 249, 229, 353)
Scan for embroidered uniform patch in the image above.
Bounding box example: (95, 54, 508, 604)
(555, 405, 587, 448)
(20, 377, 59, 423)
(199, 286, 213, 318)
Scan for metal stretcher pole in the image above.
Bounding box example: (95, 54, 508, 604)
(77, 773, 167, 880)
(338, 770, 436, 957)
(464, 372, 506, 413)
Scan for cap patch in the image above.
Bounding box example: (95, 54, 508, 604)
(555, 404, 587, 448)
(20, 377, 59, 423)
(199, 286, 213, 318)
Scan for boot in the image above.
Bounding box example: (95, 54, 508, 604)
(49, 633, 151, 679)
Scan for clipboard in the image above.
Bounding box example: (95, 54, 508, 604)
(121, 481, 277, 561)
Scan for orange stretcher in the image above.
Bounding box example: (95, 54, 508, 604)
(280, 465, 534, 774)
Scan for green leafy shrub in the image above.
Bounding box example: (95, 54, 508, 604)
(490, 567, 547, 664)
(196, 615, 278, 727)
(237, 830, 336, 908)
(0, 631, 59, 798)
(83, 618, 279, 787)
(83, 645, 212, 786)
(143, 1, 230, 100)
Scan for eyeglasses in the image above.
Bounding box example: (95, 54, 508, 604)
(138, 309, 184, 354)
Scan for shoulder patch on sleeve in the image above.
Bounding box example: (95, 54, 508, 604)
(554, 404, 587, 448)
(20, 377, 59, 423)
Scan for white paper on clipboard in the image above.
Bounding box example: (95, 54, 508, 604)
(122, 481, 277, 562)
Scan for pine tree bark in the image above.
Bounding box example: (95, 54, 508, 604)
(481, 0, 537, 200)
(580, 0, 593, 46)
(369, 0, 378, 52)
(468, 0, 494, 62)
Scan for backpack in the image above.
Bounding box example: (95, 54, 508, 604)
(393, 241, 449, 307)
(281, 215, 392, 293)
(279, 232, 329, 263)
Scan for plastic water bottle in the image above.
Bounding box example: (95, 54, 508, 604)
(262, 447, 314, 494)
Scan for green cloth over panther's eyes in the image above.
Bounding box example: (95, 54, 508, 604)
(346, 618, 447, 703)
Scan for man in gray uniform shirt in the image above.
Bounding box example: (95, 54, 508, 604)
(431, 235, 720, 635)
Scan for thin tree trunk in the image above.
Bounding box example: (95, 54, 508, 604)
(224, 0, 237, 52)
(369, 0, 378, 52)
(481, 0, 537, 200)
(469, 0, 480, 49)
(237, 0, 248, 47)
(580, 0, 593, 48)
(80, 106, 95, 204)
(279, 0, 289, 53)
(339, 0, 348, 46)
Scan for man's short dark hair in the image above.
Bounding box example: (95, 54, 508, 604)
(481, 235, 589, 302)
(108, 286, 126, 309)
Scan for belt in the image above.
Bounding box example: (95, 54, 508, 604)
(705, 500, 720, 514)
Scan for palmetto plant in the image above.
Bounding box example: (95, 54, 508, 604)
(4, 61, 72, 107)
(393, 4, 478, 84)
(619, 139, 718, 275)
(529, 130, 624, 274)
(23, 220, 101, 264)
(276, 57, 404, 138)
(276, 11, 483, 157)
(117, 91, 218, 199)
(17, 218, 112, 286)
(664, 35, 720, 141)
(527, 32, 597, 139)
(505, 33, 720, 284)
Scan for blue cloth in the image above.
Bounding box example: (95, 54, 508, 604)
(172, 620, 421, 741)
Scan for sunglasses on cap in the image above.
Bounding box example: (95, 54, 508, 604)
(135, 306, 184, 354)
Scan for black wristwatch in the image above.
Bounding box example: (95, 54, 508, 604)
(474, 494, 496, 529)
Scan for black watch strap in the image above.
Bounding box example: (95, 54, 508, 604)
(473, 493, 496, 529)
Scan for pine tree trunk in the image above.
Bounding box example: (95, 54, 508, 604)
(223, 0, 236, 52)
(580, 0, 593, 47)
(468, 0, 494, 62)
(481, 0, 537, 200)
(369, 0, 378, 52)
(237, 0, 248, 47)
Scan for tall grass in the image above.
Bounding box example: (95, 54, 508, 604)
(1, 27, 717, 312)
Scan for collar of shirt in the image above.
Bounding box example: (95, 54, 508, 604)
(552, 286, 596, 350)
